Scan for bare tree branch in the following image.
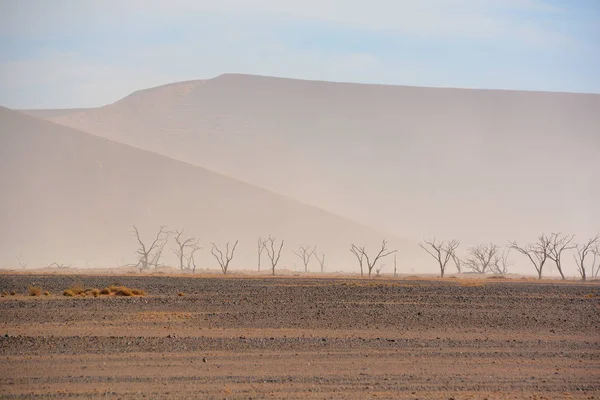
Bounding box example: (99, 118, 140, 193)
(574, 234, 599, 281)
(465, 243, 498, 274)
(509, 234, 552, 279)
(293, 245, 316, 273)
(451, 252, 462, 274)
(185, 246, 201, 274)
(350, 244, 366, 277)
(172, 229, 201, 272)
(490, 248, 511, 275)
(265, 235, 284, 276)
(315, 251, 326, 273)
(419, 238, 459, 278)
(257, 237, 267, 272)
(47, 262, 70, 269)
(16, 250, 28, 269)
(375, 263, 385, 277)
(547, 233, 576, 280)
(211, 240, 238, 275)
(131, 225, 168, 273)
(351, 240, 396, 278)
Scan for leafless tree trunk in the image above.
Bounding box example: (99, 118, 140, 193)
(451, 252, 462, 274)
(211, 240, 238, 275)
(293, 245, 316, 273)
(16, 250, 28, 269)
(465, 243, 498, 274)
(131, 225, 168, 274)
(490, 248, 511, 275)
(151, 238, 169, 271)
(419, 238, 459, 278)
(594, 243, 600, 278)
(172, 229, 201, 272)
(509, 234, 552, 279)
(547, 233, 575, 280)
(315, 251, 326, 273)
(393, 254, 398, 277)
(350, 244, 366, 277)
(186, 246, 201, 274)
(574, 235, 599, 281)
(376, 264, 385, 277)
(257, 237, 266, 272)
(350, 240, 396, 278)
(265, 235, 284, 276)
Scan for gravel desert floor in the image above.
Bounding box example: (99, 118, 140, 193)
(0, 274, 599, 399)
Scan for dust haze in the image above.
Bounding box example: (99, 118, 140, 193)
(1, 74, 599, 277)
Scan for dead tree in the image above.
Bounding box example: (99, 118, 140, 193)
(594, 243, 600, 278)
(574, 235, 599, 281)
(350, 244, 366, 277)
(186, 246, 201, 274)
(547, 233, 575, 280)
(131, 225, 168, 273)
(419, 238, 459, 278)
(257, 237, 266, 272)
(293, 245, 316, 273)
(211, 240, 238, 275)
(172, 229, 201, 272)
(47, 262, 71, 269)
(393, 254, 398, 277)
(16, 250, 28, 269)
(265, 235, 284, 276)
(509, 234, 552, 279)
(315, 251, 326, 273)
(350, 240, 396, 278)
(490, 248, 511, 275)
(376, 263, 385, 277)
(451, 252, 462, 273)
(465, 243, 498, 274)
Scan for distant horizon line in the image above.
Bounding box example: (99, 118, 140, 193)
(15, 72, 600, 111)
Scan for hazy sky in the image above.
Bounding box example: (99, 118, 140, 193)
(1, 0, 599, 108)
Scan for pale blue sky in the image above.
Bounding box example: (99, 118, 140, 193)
(1, 0, 599, 108)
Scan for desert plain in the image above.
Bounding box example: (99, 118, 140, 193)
(1, 273, 598, 399)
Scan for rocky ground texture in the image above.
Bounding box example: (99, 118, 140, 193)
(1, 274, 599, 399)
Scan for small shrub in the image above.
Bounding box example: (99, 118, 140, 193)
(28, 286, 42, 296)
(63, 289, 75, 297)
(131, 288, 146, 296)
(584, 293, 596, 299)
(91, 289, 100, 297)
(178, 292, 185, 297)
(67, 284, 85, 295)
(100, 288, 110, 295)
(44, 291, 50, 296)
(115, 287, 133, 296)
(10, 291, 16, 296)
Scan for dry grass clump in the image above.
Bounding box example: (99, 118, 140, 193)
(102, 285, 145, 297)
(62, 285, 145, 297)
(10, 291, 16, 296)
(67, 284, 86, 295)
(44, 291, 50, 296)
(28, 286, 42, 296)
(177, 292, 185, 297)
(584, 293, 596, 299)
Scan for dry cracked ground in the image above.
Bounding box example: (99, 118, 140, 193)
(0, 274, 599, 399)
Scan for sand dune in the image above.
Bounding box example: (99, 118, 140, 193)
(37, 74, 600, 253)
(0, 107, 421, 272)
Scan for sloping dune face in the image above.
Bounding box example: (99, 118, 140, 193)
(47, 74, 600, 248)
(0, 107, 419, 270)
